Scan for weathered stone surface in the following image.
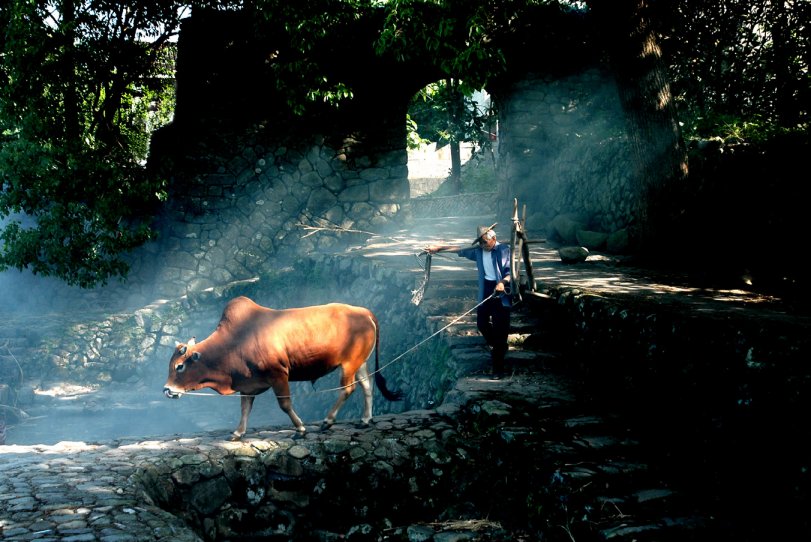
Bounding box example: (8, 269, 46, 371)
(189, 477, 231, 515)
(558, 245, 589, 263)
(550, 213, 588, 245)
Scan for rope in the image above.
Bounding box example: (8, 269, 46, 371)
(411, 252, 431, 305)
(1, 341, 24, 412)
(181, 292, 498, 400)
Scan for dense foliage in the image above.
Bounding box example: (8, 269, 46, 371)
(661, 0, 809, 140)
(0, 0, 237, 287)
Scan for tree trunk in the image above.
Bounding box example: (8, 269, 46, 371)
(449, 140, 461, 193)
(60, 0, 80, 148)
(447, 78, 463, 194)
(771, 0, 798, 126)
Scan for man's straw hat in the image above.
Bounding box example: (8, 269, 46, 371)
(472, 223, 497, 245)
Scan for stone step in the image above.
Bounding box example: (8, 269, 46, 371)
(409, 223, 717, 540)
(423, 283, 476, 298)
(419, 297, 476, 315)
(446, 347, 713, 541)
(421, 299, 543, 340)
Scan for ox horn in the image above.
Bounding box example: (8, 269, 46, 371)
(188, 336, 196, 346)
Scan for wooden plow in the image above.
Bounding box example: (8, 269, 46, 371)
(509, 197, 540, 304)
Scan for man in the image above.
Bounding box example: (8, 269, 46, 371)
(425, 225, 512, 377)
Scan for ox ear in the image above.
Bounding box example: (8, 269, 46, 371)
(178, 345, 187, 355)
(192, 352, 201, 361)
(188, 336, 196, 346)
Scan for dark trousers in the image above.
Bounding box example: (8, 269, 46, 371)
(477, 280, 511, 371)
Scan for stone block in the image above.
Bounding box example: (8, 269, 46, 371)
(550, 213, 588, 244)
(558, 245, 589, 263)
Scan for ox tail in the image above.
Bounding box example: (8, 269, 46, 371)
(372, 313, 404, 401)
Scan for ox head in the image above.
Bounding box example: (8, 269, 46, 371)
(163, 337, 202, 399)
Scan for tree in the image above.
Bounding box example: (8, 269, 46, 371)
(408, 80, 496, 193)
(661, 0, 810, 138)
(0, 1, 235, 287)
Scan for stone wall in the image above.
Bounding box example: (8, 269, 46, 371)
(135, 7, 653, 307)
(134, 64, 643, 306)
(495, 68, 636, 253)
(130, 399, 535, 542)
(132, 139, 410, 302)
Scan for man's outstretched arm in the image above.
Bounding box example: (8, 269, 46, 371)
(423, 244, 465, 254)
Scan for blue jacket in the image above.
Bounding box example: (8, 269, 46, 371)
(458, 242, 512, 308)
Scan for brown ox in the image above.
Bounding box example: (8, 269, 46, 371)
(163, 296, 402, 440)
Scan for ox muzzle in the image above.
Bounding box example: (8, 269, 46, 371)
(163, 387, 183, 399)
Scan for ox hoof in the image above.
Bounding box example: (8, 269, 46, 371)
(229, 434, 243, 442)
(355, 420, 371, 429)
(292, 430, 306, 440)
(319, 420, 334, 432)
